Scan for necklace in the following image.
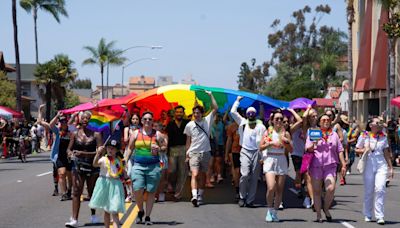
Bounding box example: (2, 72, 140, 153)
(105, 156, 125, 179)
(141, 128, 154, 148)
(321, 128, 332, 141)
(369, 131, 383, 139)
(265, 126, 283, 148)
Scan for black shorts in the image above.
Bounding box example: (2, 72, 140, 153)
(232, 153, 240, 168)
(211, 145, 224, 157)
(291, 155, 302, 172)
(56, 158, 72, 171)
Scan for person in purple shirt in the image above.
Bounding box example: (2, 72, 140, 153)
(305, 114, 346, 223)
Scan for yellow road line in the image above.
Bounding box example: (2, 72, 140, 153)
(110, 202, 132, 228)
(122, 204, 139, 228)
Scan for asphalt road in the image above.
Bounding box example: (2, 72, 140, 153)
(1, 152, 399, 228)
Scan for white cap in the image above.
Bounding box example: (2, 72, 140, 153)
(246, 107, 256, 114)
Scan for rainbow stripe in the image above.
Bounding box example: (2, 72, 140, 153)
(88, 109, 121, 132)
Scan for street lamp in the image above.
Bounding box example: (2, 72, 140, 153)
(106, 45, 162, 98)
(121, 58, 158, 95)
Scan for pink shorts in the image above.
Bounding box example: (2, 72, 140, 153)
(309, 164, 337, 180)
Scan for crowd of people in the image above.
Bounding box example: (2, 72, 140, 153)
(1, 94, 398, 227)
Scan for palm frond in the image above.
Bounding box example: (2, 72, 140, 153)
(19, 0, 34, 13)
(82, 58, 97, 66)
(40, 0, 68, 23)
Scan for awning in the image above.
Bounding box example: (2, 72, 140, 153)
(312, 98, 338, 107)
(0, 106, 23, 119)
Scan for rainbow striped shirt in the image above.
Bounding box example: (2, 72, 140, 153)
(134, 129, 160, 165)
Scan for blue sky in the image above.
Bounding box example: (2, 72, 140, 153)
(0, 0, 347, 90)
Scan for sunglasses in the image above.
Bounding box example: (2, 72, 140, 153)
(143, 118, 153, 121)
(283, 120, 289, 123)
(321, 119, 330, 122)
(274, 117, 283, 121)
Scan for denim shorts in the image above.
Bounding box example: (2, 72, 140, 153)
(131, 163, 161, 193)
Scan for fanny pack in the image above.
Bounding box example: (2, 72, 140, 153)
(75, 159, 98, 176)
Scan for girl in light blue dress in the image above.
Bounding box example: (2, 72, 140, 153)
(89, 139, 126, 228)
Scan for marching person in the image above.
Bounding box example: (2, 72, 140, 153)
(65, 111, 103, 227)
(90, 140, 126, 228)
(305, 114, 346, 223)
(125, 111, 167, 225)
(166, 105, 189, 200)
(260, 109, 293, 222)
(184, 91, 218, 207)
(359, 117, 394, 225)
(230, 96, 266, 208)
(40, 110, 73, 201)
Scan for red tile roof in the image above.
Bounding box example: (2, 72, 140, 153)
(313, 98, 339, 107)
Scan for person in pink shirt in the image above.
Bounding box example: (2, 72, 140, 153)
(305, 114, 346, 223)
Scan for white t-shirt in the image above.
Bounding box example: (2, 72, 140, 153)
(292, 128, 305, 157)
(36, 124, 44, 137)
(30, 126, 37, 138)
(184, 112, 215, 154)
(98, 156, 123, 178)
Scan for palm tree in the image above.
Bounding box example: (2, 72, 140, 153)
(20, 0, 68, 64)
(381, 0, 400, 118)
(12, 0, 22, 112)
(82, 38, 126, 99)
(35, 54, 77, 120)
(346, 0, 355, 121)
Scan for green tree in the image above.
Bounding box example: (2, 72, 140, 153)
(35, 54, 77, 120)
(259, 5, 347, 100)
(70, 78, 92, 89)
(82, 38, 126, 99)
(20, 0, 68, 64)
(237, 59, 269, 93)
(64, 89, 80, 108)
(0, 71, 17, 108)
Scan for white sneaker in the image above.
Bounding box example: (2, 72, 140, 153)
(279, 202, 284, 210)
(346, 171, 350, 175)
(65, 217, 78, 227)
(377, 218, 385, 225)
(90, 215, 100, 224)
(217, 174, 224, 183)
(210, 175, 215, 183)
(158, 192, 165, 202)
(364, 216, 372, 222)
(303, 197, 311, 209)
(125, 195, 132, 203)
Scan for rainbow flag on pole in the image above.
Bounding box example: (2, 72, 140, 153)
(88, 109, 122, 132)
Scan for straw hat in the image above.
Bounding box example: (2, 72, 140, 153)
(340, 115, 349, 125)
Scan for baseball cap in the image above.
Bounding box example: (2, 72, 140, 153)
(107, 139, 120, 149)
